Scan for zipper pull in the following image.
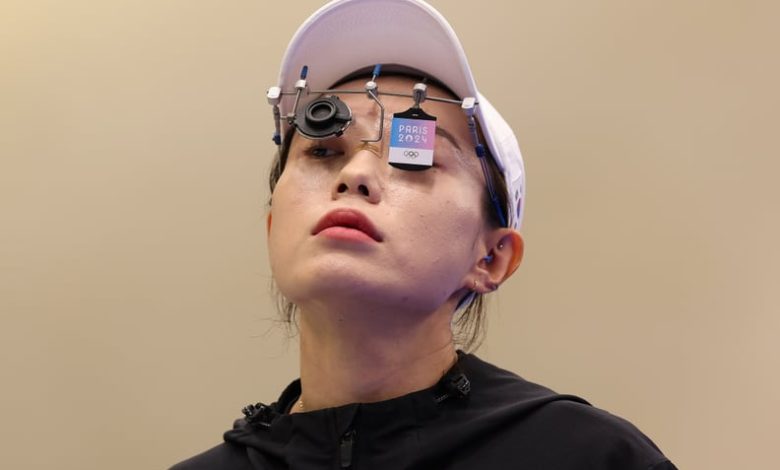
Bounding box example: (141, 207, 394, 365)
(339, 429, 356, 468)
(241, 402, 274, 429)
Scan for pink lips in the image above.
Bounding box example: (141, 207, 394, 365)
(312, 209, 383, 242)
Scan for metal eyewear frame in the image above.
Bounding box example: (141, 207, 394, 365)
(267, 65, 507, 227)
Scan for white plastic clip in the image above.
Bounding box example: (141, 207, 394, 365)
(461, 97, 477, 116)
(267, 86, 281, 105)
(413, 83, 427, 106)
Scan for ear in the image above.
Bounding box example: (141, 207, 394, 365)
(470, 229, 524, 294)
(266, 212, 273, 236)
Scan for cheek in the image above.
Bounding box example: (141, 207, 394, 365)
(267, 169, 313, 264)
(267, 162, 337, 271)
(396, 170, 484, 232)
(269, 162, 334, 228)
(275, 161, 329, 203)
(390, 178, 485, 277)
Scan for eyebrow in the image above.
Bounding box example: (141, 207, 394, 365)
(435, 125, 475, 170)
(436, 126, 462, 152)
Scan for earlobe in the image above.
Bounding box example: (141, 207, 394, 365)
(266, 213, 273, 235)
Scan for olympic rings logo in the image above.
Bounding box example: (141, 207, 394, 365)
(403, 150, 420, 159)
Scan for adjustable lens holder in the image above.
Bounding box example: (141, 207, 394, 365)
(294, 96, 352, 139)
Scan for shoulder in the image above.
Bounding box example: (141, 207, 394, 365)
(454, 354, 676, 469)
(168, 441, 251, 470)
(529, 399, 674, 468)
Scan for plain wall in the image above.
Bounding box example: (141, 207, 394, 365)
(2, 1, 778, 468)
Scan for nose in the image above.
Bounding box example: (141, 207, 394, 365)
(332, 148, 383, 204)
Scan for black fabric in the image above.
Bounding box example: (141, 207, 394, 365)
(171, 353, 677, 469)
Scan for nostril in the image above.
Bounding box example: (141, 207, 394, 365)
(358, 185, 369, 197)
(337, 183, 348, 193)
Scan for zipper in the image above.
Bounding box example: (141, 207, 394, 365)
(339, 429, 356, 468)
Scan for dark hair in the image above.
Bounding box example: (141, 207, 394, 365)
(267, 73, 509, 351)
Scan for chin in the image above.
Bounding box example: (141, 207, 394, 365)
(325, 291, 452, 320)
(277, 265, 446, 314)
(271, 245, 466, 312)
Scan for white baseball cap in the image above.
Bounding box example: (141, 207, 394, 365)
(273, 0, 525, 229)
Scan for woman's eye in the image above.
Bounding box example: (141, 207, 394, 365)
(308, 146, 339, 158)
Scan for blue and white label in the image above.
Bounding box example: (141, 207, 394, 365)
(389, 117, 436, 167)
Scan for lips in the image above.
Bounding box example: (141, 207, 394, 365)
(312, 208, 383, 242)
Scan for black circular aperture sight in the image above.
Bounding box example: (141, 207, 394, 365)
(293, 96, 352, 139)
(307, 100, 337, 123)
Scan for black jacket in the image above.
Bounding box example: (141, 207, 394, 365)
(171, 352, 677, 469)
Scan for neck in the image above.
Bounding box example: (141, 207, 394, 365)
(293, 301, 458, 413)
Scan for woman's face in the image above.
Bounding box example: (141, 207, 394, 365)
(268, 75, 492, 315)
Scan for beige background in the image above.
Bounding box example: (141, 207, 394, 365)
(2, 0, 778, 468)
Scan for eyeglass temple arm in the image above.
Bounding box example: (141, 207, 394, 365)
(464, 99, 508, 228)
